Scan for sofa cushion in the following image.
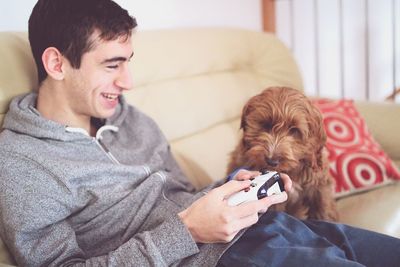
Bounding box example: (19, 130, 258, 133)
(313, 98, 400, 198)
(355, 101, 400, 167)
(337, 182, 400, 238)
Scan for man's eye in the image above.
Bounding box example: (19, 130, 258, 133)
(107, 65, 118, 69)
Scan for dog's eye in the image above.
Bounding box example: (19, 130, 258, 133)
(263, 122, 273, 132)
(289, 127, 302, 138)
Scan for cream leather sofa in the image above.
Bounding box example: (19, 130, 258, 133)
(1, 28, 400, 266)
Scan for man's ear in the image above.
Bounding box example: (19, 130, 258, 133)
(41, 47, 66, 81)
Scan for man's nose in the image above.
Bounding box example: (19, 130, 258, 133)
(115, 65, 133, 90)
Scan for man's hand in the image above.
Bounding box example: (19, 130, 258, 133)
(178, 172, 292, 243)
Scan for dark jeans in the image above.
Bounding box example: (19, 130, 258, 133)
(218, 211, 400, 267)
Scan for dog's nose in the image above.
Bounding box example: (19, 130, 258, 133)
(266, 158, 279, 167)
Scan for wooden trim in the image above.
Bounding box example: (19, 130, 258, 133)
(261, 0, 276, 32)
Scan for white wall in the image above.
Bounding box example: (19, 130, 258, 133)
(0, 0, 262, 32)
(0, 0, 37, 31)
(275, 0, 400, 102)
(116, 0, 262, 31)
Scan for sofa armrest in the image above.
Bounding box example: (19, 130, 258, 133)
(354, 101, 400, 167)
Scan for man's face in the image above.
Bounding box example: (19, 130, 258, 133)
(63, 34, 133, 120)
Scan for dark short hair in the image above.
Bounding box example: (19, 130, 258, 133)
(28, 0, 137, 84)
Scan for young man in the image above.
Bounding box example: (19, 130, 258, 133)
(0, 0, 399, 266)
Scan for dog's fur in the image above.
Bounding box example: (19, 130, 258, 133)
(227, 87, 338, 221)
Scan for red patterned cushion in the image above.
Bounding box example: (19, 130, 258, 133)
(312, 98, 400, 198)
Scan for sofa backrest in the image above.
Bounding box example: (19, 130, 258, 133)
(0, 28, 303, 187)
(0, 32, 38, 124)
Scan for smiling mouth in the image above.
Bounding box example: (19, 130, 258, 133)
(101, 93, 119, 100)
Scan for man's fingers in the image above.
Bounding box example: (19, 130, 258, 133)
(279, 173, 293, 192)
(261, 191, 288, 205)
(234, 170, 261, 181)
(216, 180, 252, 198)
(232, 192, 288, 217)
(230, 213, 260, 233)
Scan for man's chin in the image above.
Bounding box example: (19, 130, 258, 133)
(95, 108, 117, 120)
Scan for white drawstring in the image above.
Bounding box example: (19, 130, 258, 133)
(95, 125, 120, 165)
(66, 125, 120, 164)
(96, 125, 119, 141)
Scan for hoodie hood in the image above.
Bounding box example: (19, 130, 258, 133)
(2, 92, 129, 142)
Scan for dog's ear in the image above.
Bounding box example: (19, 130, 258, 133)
(307, 101, 327, 144)
(311, 145, 326, 171)
(308, 102, 327, 171)
(240, 100, 254, 130)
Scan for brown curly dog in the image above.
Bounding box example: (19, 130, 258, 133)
(227, 87, 338, 221)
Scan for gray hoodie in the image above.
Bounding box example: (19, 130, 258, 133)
(0, 93, 231, 267)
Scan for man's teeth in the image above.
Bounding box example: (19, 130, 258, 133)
(102, 93, 118, 100)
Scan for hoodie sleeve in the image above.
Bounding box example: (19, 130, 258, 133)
(0, 153, 199, 267)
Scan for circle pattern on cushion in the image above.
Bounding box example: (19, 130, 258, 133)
(312, 98, 400, 198)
